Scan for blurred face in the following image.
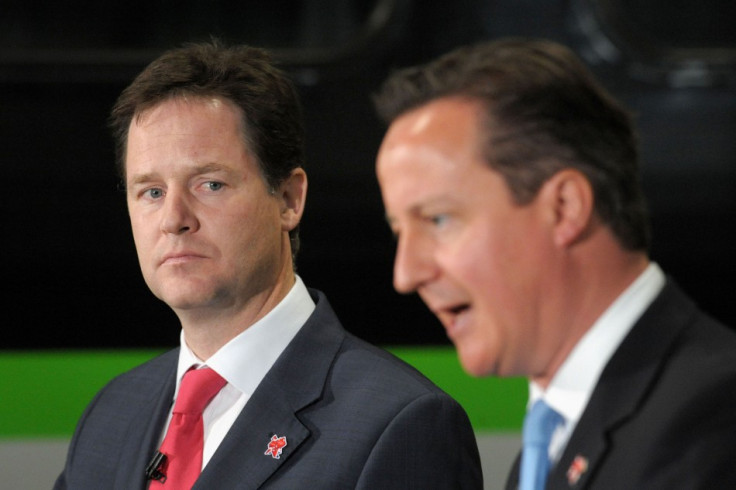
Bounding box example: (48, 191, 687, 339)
(376, 98, 554, 377)
(125, 97, 293, 316)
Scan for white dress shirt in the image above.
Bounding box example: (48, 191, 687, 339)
(528, 262, 666, 463)
(160, 275, 316, 469)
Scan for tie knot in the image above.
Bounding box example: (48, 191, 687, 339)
(523, 400, 563, 447)
(173, 367, 227, 415)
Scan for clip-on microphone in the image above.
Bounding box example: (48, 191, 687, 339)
(145, 451, 167, 482)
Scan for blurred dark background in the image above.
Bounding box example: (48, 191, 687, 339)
(2, 0, 734, 349)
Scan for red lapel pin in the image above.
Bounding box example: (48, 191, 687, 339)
(265, 434, 288, 459)
(567, 455, 588, 485)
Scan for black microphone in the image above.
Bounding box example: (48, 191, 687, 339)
(145, 451, 167, 482)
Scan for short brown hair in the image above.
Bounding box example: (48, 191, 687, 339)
(374, 38, 650, 252)
(110, 39, 305, 258)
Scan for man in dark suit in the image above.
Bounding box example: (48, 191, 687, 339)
(55, 40, 482, 489)
(374, 37, 736, 488)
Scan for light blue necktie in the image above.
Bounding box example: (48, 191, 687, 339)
(519, 400, 564, 490)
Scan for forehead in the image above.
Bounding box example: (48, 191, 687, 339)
(125, 97, 250, 175)
(383, 97, 483, 153)
(376, 97, 491, 191)
(130, 96, 243, 136)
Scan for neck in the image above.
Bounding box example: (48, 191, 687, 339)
(531, 229, 649, 389)
(178, 269, 296, 360)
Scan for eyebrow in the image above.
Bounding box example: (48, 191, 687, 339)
(127, 162, 232, 187)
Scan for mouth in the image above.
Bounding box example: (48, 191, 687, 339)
(434, 303, 471, 334)
(447, 304, 470, 315)
(159, 252, 206, 266)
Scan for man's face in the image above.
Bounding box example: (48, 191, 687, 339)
(125, 97, 289, 316)
(376, 98, 556, 378)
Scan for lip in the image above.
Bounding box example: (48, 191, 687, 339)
(431, 303, 471, 339)
(159, 251, 207, 266)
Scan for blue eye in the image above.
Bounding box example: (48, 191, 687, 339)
(145, 188, 164, 199)
(204, 181, 224, 191)
(430, 214, 448, 227)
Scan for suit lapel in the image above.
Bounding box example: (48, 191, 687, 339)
(112, 350, 178, 490)
(547, 281, 696, 489)
(194, 379, 312, 489)
(195, 290, 345, 489)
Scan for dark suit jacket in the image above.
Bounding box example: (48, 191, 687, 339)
(506, 279, 736, 489)
(55, 290, 482, 489)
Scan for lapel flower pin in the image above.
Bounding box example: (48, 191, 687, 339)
(566, 455, 589, 485)
(265, 434, 288, 459)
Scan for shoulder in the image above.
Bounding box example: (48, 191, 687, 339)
(614, 278, 736, 376)
(334, 338, 483, 488)
(643, 279, 736, 378)
(95, 349, 178, 395)
(305, 289, 449, 399)
(58, 350, 179, 488)
(605, 278, 736, 411)
(300, 289, 464, 413)
(335, 332, 445, 397)
(79, 349, 178, 419)
(654, 306, 736, 403)
(557, 282, 736, 486)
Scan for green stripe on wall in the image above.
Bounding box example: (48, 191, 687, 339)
(388, 347, 526, 431)
(1, 350, 165, 437)
(0, 348, 525, 437)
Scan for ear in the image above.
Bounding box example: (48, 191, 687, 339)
(539, 169, 594, 248)
(277, 168, 308, 232)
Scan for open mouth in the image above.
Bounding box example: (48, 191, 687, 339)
(448, 304, 470, 315)
(435, 303, 470, 329)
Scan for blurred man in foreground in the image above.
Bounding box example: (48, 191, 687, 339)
(375, 37, 736, 489)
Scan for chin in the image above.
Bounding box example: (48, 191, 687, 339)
(455, 343, 497, 378)
(157, 289, 212, 310)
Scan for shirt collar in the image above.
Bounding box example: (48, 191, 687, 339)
(530, 262, 666, 424)
(175, 275, 316, 397)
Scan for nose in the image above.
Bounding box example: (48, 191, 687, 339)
(393, 230, 436, 294)
(160, 189, 199, 235)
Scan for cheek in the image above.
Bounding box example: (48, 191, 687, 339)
(129, 219, 146, 240)
(444, 232, 504, 293)
(222, 213, 279, 265)
(128, 218, 152, 256)
(128, 206, 153, 234)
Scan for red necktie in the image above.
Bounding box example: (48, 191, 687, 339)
(150, 367, 227, 489)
